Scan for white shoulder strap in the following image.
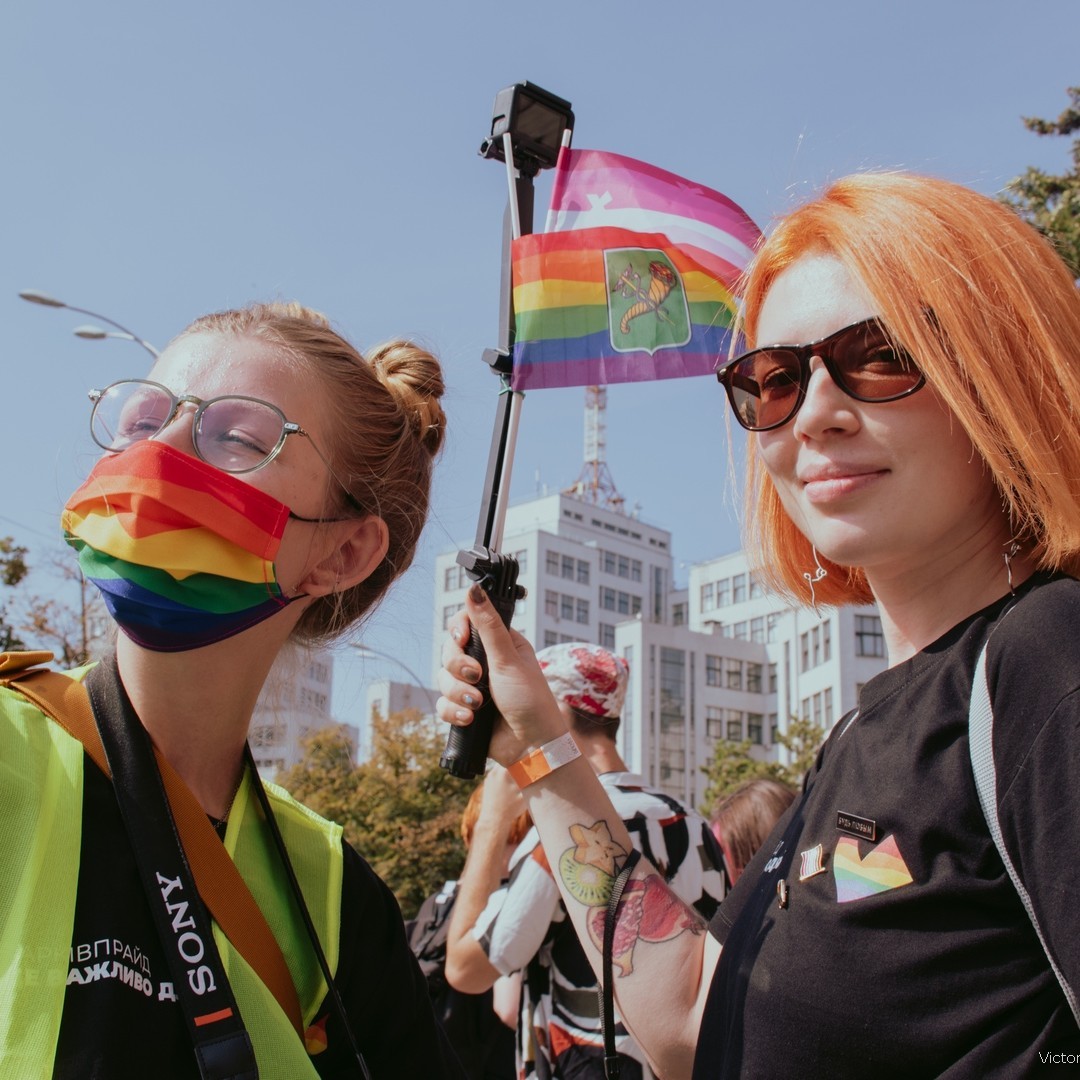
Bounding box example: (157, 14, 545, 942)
(969, 643, 1079, 1024)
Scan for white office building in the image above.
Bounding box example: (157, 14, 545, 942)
(432, 491, 674, 671)
(248, 645, 359, 780)
(431, 492, 889, 812)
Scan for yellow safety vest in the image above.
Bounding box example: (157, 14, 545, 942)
(0, 676, 343, 1079)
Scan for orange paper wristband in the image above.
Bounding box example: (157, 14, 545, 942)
(507, 733, 581, 788)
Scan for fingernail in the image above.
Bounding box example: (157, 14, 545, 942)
(463, 692, 478, 707)
(462, 666, 481, 684)
(455, 708, 473, 723)
(451, 627, 463, 643)
(468, 583, 487, 605)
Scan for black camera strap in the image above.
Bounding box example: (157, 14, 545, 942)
(598, 847, 642, 1080)
(85, 660, 259, 1080)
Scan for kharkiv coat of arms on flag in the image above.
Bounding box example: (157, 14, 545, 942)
(606, 249, 691, 355)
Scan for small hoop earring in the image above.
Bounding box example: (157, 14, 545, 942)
(803, 547, 828, 617)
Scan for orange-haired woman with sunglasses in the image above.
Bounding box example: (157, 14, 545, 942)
(440, 172, 1080, 1077)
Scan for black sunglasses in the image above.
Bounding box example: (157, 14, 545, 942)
(716, 318, 925, 432)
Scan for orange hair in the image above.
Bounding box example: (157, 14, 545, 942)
(740, 172, 1080, 605)
(460, 780, 532, 849)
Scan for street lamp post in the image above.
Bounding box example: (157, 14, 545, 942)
(19, 289, 159, 358)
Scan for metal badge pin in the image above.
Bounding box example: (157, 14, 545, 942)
(777, 879, 789, 909)
(798, 843, 827, 882)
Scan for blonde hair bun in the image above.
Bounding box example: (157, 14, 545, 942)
(367, 340, 447, 456)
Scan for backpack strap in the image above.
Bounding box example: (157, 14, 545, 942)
(968, 642, 1079, 1025)
(1, 655, 304, 1039)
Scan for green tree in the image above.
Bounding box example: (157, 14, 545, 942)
(700, 715, 826, 816)
(0, 537, 30, 652)
(279, 710, 472, 919)
(1001, 86, 1080, 278)
(700, 737, 788, 815)
(20, 554, 110, 667)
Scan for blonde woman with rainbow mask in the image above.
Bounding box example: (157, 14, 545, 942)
(439, 173, 1080, 1077)
(1, 304, 466, 1079)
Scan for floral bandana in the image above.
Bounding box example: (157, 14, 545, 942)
(62, 441, 296, 652)
(535, 641, 629, 719)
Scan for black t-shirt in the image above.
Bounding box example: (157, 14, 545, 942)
(695, 574, 1080, 1078)
(53, 762, 464, 1080)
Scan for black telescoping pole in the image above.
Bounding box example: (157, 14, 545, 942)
(439, 159, 532, 779)
(440, 85, 571, 779)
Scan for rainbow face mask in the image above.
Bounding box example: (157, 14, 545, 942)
(62, 441, 298, 652)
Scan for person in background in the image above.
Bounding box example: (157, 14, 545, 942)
(709, 778, 796, 886)
(1, 302, 465, 1078)
(439, 172, 1080, 1076)
(445, 642, 727, 1079)
(408, 780, 531, 1080)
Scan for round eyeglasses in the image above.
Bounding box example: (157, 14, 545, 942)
(88, 379, 364, 514)
(716, 318, 926, 432)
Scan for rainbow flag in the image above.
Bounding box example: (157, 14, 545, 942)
(510, 148, 761, 391)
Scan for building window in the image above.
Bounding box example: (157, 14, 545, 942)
(560, 555, 574, 580)
(800, 631, 810, 672)
(576, 598, 590, 624)
(513, 549, 528, 574)
(822, 619, 832, 662)
(659, 649, 686, 747)
(732, 573, 747, 603)
(767, 613, 779, 643)
(750, 616, 765, 643)
(824, 687, 834, 726)
(705, 655, 722, 687)
(602, 550, 616, 574)
(746, 662, 763, 693)
(544, 630, 558, 648)
(749, 574, 764, 599)
(855, 615, 885, 657)
(747, 713, 763, 744)
(561, 594, 574, 620)
(732, 621, 748, 641)
(545, 590, 559, 618)
(769, 712, 779, 743)
(546, 551, 560, 575)
(599, 623, 616, 650)
(701, 582, 715, 611)
(617, 554, 630, 578)
(726, 716, 743, 741)
(630, 559, 642, 583)
(705, 706, 724, 739)
(717, 578, 731, 607)
(444, 564, 472, 590)
(672, 601, 686, 627)
(768, 662, 778, 694)
(726, 658, 743, 690)
(576, 559, 590, 584)
(812, 626, 822, 667)
(442, 603, 464, 629)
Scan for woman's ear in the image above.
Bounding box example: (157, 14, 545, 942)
(294, 516, 389, 598)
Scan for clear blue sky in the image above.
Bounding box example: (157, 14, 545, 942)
(3, 0, 1077, 719)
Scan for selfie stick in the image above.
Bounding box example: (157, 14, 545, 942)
(440, 83, 574, 779)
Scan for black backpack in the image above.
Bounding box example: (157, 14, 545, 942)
(407, 881, 516, 1080)
(408, 881, 458, 1000)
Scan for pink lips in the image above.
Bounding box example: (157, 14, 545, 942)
(799, 465, 887, 503)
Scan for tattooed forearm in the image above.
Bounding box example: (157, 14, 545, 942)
(559, 820, 704, 977)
